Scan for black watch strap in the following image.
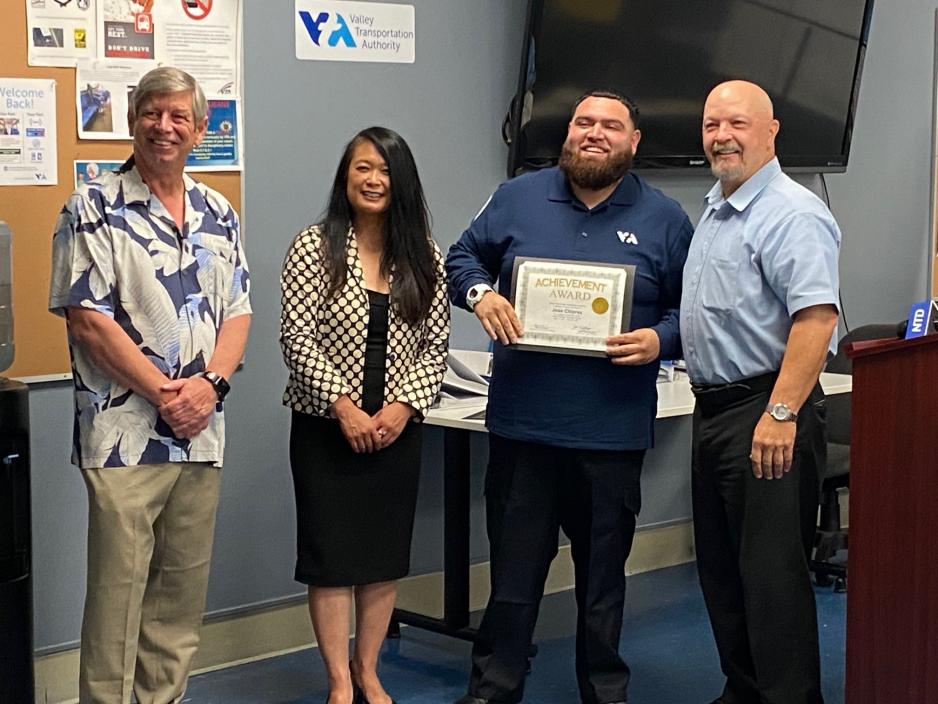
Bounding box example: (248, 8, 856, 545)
(200, 370, 230, 402)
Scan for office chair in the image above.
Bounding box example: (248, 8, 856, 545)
(811, 323, 896, 590)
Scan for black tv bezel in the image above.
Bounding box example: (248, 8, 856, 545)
(506, 0, 876, 178)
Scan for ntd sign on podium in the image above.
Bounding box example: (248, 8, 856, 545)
(904, 298, 938, 339)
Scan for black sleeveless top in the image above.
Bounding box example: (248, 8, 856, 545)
(361, 290, 389, 415)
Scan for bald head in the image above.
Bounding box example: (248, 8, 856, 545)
(702, 80, 780, 196)
(706, 80, 774, 121)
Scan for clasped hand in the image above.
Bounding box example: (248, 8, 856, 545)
(158, 376, 217, 439)
(335, 398, 414, 453)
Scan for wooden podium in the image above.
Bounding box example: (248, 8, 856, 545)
(844, 334, 938, 703)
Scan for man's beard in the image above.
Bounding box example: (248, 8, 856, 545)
(710, 161, 745, 183)
(708, 143, 745, 183)
(559, 142, 633, 190)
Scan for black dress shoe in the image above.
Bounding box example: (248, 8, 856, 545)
(353, 687, 398, 704)
(454, 696, 489, 704)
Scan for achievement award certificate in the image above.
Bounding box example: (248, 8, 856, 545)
(510, 257, 635, 356)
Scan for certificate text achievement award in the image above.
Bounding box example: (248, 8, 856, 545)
(510, 257, 635, 356)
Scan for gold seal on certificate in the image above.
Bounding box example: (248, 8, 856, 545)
(510, 257, 636, 356)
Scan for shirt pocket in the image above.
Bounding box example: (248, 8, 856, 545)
(698, 255, 741, 316)
(193, 235, 237, 304)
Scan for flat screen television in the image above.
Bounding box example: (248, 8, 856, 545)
(506, 0, 875, 176)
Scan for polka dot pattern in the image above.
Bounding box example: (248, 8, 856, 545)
(280, 225, 450, 419)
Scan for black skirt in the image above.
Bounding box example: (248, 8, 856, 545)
(289, 291, 422, 586)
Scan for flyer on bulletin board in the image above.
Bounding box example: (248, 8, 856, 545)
(99, 0, 241, 96)
(76, 59, 156, 140)
(186, 98, 241, 172)
(0, 78, 57, 186)
(27, 0, 240, 95)
(26, 0, 98, 68)
(74, 159, 125, 187)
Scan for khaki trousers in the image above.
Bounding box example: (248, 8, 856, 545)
(79, 462, 221, 704)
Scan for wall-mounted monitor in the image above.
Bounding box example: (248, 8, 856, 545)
(506, 0, 875, 176)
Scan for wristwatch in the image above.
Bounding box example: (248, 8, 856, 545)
(199, 370, 231, 402)
(765, 402, 798, 422)
(466, 283, 494, 310)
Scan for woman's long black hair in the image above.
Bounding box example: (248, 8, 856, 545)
(320, 126, 436, 326)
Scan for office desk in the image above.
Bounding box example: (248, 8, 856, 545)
(391, 370, 852, 641)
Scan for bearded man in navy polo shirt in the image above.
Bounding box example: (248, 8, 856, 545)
(446, 90, 693, 704)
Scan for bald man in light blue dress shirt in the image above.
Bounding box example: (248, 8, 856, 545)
(680, 81, 841, 704)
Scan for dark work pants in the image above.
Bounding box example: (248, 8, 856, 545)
(468, 434, 645, 704)
(691, 375, 826, 704)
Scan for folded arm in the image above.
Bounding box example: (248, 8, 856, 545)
(66, 306, 175, 407)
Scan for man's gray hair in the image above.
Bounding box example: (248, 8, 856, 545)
(130, 66, 208, 124)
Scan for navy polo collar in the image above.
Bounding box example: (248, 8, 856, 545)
(546, 167, 639, 209)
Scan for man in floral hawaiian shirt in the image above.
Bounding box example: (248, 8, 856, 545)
(49, 66, 251, 704)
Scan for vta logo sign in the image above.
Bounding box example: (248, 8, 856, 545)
(298, 11, 356, 48)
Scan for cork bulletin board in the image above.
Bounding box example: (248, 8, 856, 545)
(0, 1, 241, 379)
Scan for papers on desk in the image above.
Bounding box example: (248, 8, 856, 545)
(443, 353, 489, 396)
(435, 393, 486, 410)
(435, 352, 490, 409)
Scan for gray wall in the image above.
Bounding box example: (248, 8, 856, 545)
(28, 0, 936, 653)
(824, 0, 937, 322)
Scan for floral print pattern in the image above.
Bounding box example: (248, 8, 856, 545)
(49, 158, 251, 468)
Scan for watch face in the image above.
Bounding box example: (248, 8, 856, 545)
(468, 285, 488, 308)
(203, 371, 230, 400)
(215, 377, 230, 400)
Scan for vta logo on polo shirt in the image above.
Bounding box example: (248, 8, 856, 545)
(298, 10, 357, 48)
(617, 230, 639, 245)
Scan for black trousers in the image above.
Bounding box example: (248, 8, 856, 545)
(468, 434, 645, 704)
(691, 374, 826, 704)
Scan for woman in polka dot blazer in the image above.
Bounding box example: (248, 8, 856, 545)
(280, 126, 449, 704)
